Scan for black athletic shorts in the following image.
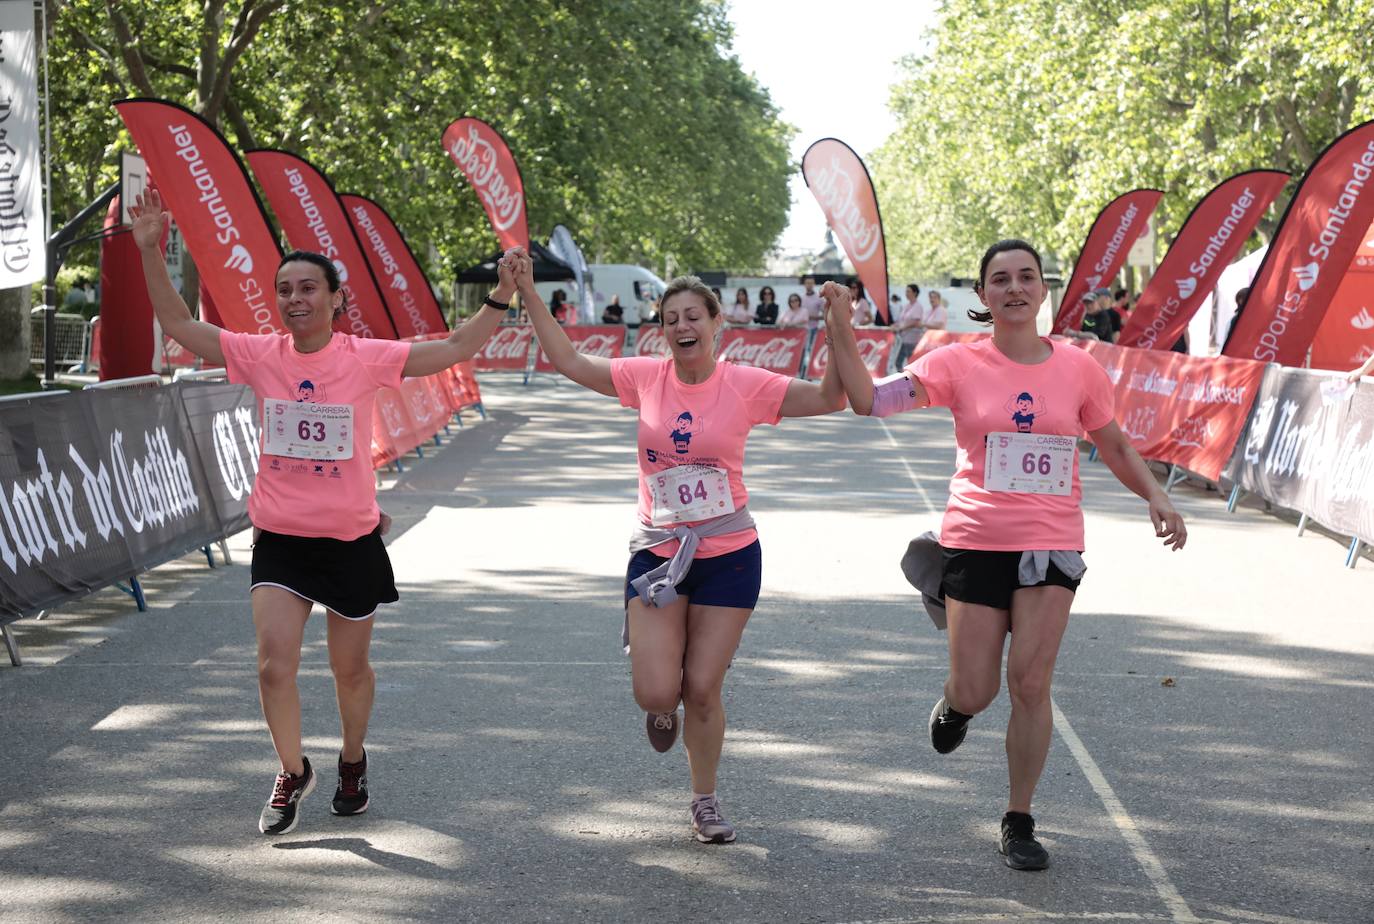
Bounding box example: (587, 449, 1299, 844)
(250, 524, 398, 620)
(940, 547, 1081, 612)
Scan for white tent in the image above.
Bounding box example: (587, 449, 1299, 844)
(1189, 244, 1268, 355)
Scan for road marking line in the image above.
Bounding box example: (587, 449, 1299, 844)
(878, 417, 936, 513)
(1052, 700, 1199, 923)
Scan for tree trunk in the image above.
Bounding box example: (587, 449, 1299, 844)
(0, 284, 33, 379)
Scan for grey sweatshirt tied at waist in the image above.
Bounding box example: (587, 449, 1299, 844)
(627, 506, 757, 608)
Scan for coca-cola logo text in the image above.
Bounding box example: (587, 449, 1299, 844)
(810, 152, 882, 262)
(448, 124, 524, 232)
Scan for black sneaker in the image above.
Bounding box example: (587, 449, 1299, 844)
(1000, 811, 1050, 870)
(332, 750, 369, 816)
(929, 696, 972, 754)
(259, 756, 315, 835)
(646, 710, 680, 753)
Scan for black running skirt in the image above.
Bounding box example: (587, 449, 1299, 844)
(250, 525, 398, 620)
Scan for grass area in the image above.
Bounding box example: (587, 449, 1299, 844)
(0, 373, 83, 397)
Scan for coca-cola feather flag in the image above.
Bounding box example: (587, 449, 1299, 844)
(246, 149, 399, 339)
(1119, 171, 1288, 350)
(114, 98, 283, 335)
(341, 194, 449, 336)
(1053, 189, 1163, 334)
(1223, 118, 1374, 364)
(443, 117, 529, 251)
(802, 138, 890, 323)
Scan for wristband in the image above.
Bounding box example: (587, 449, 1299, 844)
(483, 295, 510, 311)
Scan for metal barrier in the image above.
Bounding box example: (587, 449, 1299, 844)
(83, 373, 162, 391)
(30, 307, 92, 373)
(172, 367, 228, 382)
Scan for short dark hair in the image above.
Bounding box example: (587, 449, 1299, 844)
(970, 239, 1044, 323)
(1114, 287, 1128, 300)
(278, 250, 348, 319)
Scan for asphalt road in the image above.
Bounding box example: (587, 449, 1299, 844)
(3, 374, 1371, 923)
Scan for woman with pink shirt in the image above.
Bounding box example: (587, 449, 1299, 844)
(826, 238, 1187, 871)
(130, 189, 511, 836)
(725, 287, 753, 326)
(778, 292, 809, 328)
(510, 249, 846, 844)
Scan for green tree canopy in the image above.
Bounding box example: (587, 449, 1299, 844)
(872, 0, 1374, 281)
(44, 0, 793, 281)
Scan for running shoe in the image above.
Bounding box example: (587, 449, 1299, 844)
(690, 795, 737, 844)
(999, 811, 1050, 870)
(929, 695, 972, 754)
(332, 750, 369, 816)
(259, 756, 315, 835)
(646, 710, 679, 753)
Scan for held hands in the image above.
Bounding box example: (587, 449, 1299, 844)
(1149, 496, 1187, 550)
(498, 246, 535, 298)
(128, 189, 169, 253)
(820, 281, 853, 331)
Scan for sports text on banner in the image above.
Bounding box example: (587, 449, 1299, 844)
(1053, 189, 1164, 334)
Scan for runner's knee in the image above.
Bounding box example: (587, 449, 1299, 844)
(632, 677, 681, 715)
(258, 652, 300, 690)
(1006, 665, 1052, 708)
(680, 673, 723, 715)
(948, 673, 999, 714)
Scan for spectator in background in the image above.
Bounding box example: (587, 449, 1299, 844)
(62, 278, 89, 313)
(602, 295, 625, 324)
(726, 287, 752, 326)
(1077, 292, 1113, 342)
(925, 290, 948, 330)
(800, 276, 825, 333)
(893, 283, 925, 368)
(779, 292, 808, 328)
(754, 286, 779, 326)
(1113, 287, 1133, 322)
(1096, 288, 1122, 338)
(550, 289, 576, 326)
(1221, 287, 1250, 353)
(848, 278, 874, 326)
(711, 287, 723, 308)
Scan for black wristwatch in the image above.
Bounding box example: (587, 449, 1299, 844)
(483, 295, 510, 311)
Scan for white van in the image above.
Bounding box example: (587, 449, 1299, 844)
(533, 263, 668, 327)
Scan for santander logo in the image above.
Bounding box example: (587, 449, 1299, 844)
(225, 245, 253, 274)
(448, 124, 524, 232)
(1352, 306, 1374, 330)
(332, 259, 349, 284)
(1293, 262, 1320, 291)
(390, 274, 409, 292)
(810, 153, 882, 262)
(1176, 276, 1197, 299)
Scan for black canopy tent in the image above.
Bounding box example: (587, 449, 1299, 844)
(454, 241, 575, 284)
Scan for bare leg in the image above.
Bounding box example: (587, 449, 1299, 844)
(252, 587, 313, 775)
(1004, 585, 1074, 814)
(626, 596, 689, 715)
(326, 611, 376, 763)
(680, 604, 752, 795)
(943, 599, 1009, 715)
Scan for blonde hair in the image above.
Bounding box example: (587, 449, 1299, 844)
(659, 275, 721, 321)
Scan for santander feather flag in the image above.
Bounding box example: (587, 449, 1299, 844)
(1223, 119, 1374, 364)
(1053, 189, 1163, 334)
(1308, 217, 1374, 370)
(802, 138, 890, 323)
(114, 98, 283, 334)
(1119, 171, 1288, 351)
(341, 194, 448, 336)
(442, 117, 529, 251)
(246, 149, 398, 339)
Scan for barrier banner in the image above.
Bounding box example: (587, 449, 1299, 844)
(0, 1, 46, 288)
(717, 328, 806, 375)
(533, 325, 625, 373)
(0, 383, 258, 623)
(114, 99, 283, 335)
(341, 193, 449, 337)
(1053, 189, 1164, 334)
(1075, 339, 1265, 480)
(453, 361, 482, 408)
(370, 387, 417, 467)
(1120, 171, 1289, 351)
(1227, 368, 1374, 545)
(806, 329, 895, 379)
(245, 149, 398, 340)
(442, 117, 529, 250)
(1308, 217, 1374, 371)
(802, 138, 890, 322)
(634, 326, 671, 358)
(1224, 119, 1374, 364)
(473, 325, 534, 371)
(908, 330, 989, 363)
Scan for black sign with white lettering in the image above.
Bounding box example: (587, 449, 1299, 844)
(1226, 367, 1374, 546)
(0, 382, 258, 623)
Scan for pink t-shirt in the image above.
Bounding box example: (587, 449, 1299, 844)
(221, 330, 411, 541)
(908, 337, 1114, 551)
(611, 357, 791, 558)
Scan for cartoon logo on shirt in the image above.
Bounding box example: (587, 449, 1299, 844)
(667, 411, 704, 454)
(1004, 392, 1047, 432)
(294, 379, 325, 403)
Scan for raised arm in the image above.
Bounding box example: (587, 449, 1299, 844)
(403, 250, 514, 377)
(511, 249, 617, 397)
(130, 189, 225, 366)
(780, 331, 847, 417)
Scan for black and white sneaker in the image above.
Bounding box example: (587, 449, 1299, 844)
(929, 696, 972, 754)
(259, 756, 315, 835)
(999, 811, 1050, 870)
(332, 750, 370, 816)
